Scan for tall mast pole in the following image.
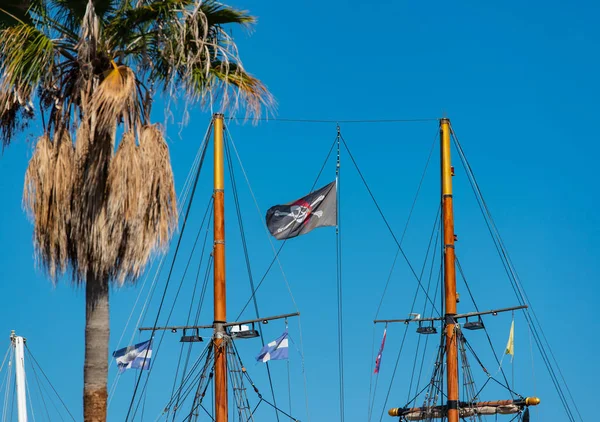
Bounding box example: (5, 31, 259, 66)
(440, 118, 459, 422)
(11, 331, 28, 422)
(213, 114, 228, 422)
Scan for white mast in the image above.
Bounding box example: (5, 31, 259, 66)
(10, 331, 28, 422)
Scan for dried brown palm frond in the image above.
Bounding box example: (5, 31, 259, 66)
(49, 130, 75, 276)
(106, 131, 145, 283)
(139, 124, 177, 252)
(23, 134, 54, 230)
(107, 132, 142, 223)
(0, 88, 34, 149)
(23, 131, 75, 280)
(89, 62, 139, 134)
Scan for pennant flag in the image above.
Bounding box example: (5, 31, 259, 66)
(374, 328, 387, 374)
(505, 320, 515, 359)
(256, 331, 289, 363)
(266, 181, 337, 240)
(112, 339, 152, 373)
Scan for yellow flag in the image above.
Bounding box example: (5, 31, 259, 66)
(505, 320, 515, 356)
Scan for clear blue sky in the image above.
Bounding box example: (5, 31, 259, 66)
(0, 0, 598, 420)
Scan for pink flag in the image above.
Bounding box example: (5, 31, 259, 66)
(374, 328, 387, 374)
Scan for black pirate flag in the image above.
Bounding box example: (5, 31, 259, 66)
(266, 181, 337, 240)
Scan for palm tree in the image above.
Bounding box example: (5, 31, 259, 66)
(0, 1, 272, 420)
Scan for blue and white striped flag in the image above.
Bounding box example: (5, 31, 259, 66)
(112, 339, 152, 373)
(256, 331, 288, 363)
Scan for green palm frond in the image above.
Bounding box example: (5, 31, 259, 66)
(0, 21, 53, 146)
(49, 0, 116, 28)
(104, 0, 190, 47)
(192, 61, 273, 119)
(0, 22, 55, 90)
(0, 0, 43, 28)
(200, 0, 255, 27)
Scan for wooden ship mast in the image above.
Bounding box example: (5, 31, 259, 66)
(383, 118, 540, 420)
(139, 114, 299, 421)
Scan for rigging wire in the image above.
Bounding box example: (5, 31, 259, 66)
(25, 372, 36, 422)
(225, 123, 349, 422)
(192, 254, 213, 326)
(406, 214, 442, 403)
(373, 207, 443, 422)
(25, 345, 76, 421)
(232, 342, 302, 422)
(1, 347, 13, 422)
(170, 204, 214, 420)
(366, 127, 442, 418)
(527, 314, 539, 421)
(335, 127, 345, 422)
(26, 351, 52, 421)
(110, 118, 212, 374)
(362, 125, 439, 419)
(455, 256, 513, 396)
(225, 117, 439, 124)
(226, 122, 319, 421)
(412, 219, 444, 398)
(157, 342, 213, 420)
(373, 127, 440, 321)
(109, 120, 215, 410)
(224, 125, 280, 421)
(232, 132, 338, 320)
(451, 124, 581, 421)
(340, 135, 440, 314)
(126, 118, 213, 421)
(165, 198, 214, 420)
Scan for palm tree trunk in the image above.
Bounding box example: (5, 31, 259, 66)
(83, 272, 109, 422)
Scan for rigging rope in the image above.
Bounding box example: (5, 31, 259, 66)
(406, 214, 442, 403)
(373, 208, 443, 422)
(335, 127, 345, 422)
(225, 125, 312, 422)
(224, 126, 280, 421)
(340, 135, 439, 314)
(26, 353, 51, 421)
(232, 132, 338, 320)
(232, 343, 302, 422)
(110, 118, 213, 377)
(126, 118, 213, 421)
(171, 213, 214, 421)
(366, 128, 442, 419)
(455, 256, 513, 396)
(166, 198, 214, 420)
(225, 117, 438, 124)
(25, 345, 76, 421)
(373, 128, 440, 321)
(451, 124, 581, 421)
(1, 346, 13, 422)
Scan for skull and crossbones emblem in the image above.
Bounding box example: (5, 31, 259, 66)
(274, 194, 325, 234)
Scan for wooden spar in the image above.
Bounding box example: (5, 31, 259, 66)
(440, 118, 459, 422)
(138, 312, 301, 332)
(373, 305, 528, 324)
(213, 113, 228, 422)
(388, 397, 541, 420)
